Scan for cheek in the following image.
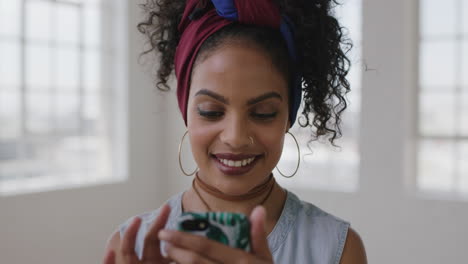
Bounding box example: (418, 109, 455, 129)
(255, 124, 286, 161)
(187, 115, 219, 164)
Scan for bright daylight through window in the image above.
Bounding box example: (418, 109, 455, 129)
(0, 0, 127, 195)
(418, 0, 468, 196)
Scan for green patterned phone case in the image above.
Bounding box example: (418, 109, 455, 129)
(176, 212, 251, 252)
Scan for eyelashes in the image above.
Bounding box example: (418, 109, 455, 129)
(197, 108, 278, 121)
(251, 112, 278, 119)
(197, 109, 224, 119)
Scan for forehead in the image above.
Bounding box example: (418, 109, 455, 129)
(189, 44, 288, 100)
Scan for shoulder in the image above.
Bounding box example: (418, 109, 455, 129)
(296, 198, 367, 264)
(279, 192, 353, 263)
(295, 195, 350, 236)
(339, 227, 367, 264)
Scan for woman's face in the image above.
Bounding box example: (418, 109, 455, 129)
(187, 43, 290, 195)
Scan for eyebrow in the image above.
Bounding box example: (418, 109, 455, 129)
(247, 92, 282, 106)
(195, 89, 229, 104)
(195, 89, 283, 105)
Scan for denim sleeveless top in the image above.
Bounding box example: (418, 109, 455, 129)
(119, 190, 350, 264)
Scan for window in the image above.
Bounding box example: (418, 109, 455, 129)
(0, 0, 127, 195)
(417, 0, 468, 195)
(276, 0, 362, 192)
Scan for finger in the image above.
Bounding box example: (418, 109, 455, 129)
(159, 229, 243, 263)
(165, 243, 217, 264)
(121, 217, 142, 257)
(103, 249, 116, 264)
(249, 206, 273, 260)
(142, 203, 171, 260)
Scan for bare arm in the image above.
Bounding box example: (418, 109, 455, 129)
(339, 227, 368, 264)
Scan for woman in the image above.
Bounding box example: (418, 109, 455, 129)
(104, 0, 367, 263)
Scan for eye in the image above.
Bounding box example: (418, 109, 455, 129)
(197, 108, 224, 120)
(251, 112, 278, 120)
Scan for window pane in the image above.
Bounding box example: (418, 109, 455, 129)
(0, 139, 19, 162)
(419, 92, 456, 136)
(341, 111, 360, 138)
(276, 125, 359, 192)
(84, 92, 100, 120)
(420, 0, 457, 37)
(83, 0, 102, 5)
(0, 90, 20, 139)
(56, 3, 80, 45)
(83, 93, 104, 136)
(463, 0, 468, 35)
(335, 0, 362, 42)
(23, 139, 51, 172)
(56, 93, 80, 134)
(460, 93, 468, 135)
(84, 50, 101, 91)
(459, 142, 468, 193)
(1, 0, 125, 195)
(335, 0, 362, 91)
(420, 41, 456, 89)
(51, 137, 85, 175)
(26, 92, 51, 135)
(26, 0, 52, 42)
(49, 136, 110, 182)
(462, 41, 468, 88)
(0, 41, 20, 87)
(346, 87, 361, 113)
(84, 5, 101, 47)
(0, 0, 21, 37)
(418, 139, 455, 192)
(56, 47, 80, 89)
(26, 45, 51, 89)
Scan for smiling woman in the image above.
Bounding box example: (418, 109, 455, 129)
(103, 0, 366, 263)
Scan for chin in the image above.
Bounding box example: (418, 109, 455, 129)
(210, 170, 268, 193)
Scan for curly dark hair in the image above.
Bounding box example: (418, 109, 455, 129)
(137, 0, 352, 146)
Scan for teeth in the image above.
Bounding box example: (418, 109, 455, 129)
(218, 157, 256, 167)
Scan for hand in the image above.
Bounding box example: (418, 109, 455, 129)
(158, 206, 274, 264)
(103, 204, 172, 264)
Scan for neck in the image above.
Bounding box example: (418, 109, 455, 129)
(195, 172, 275, 203)
(182, 173, 287, 228)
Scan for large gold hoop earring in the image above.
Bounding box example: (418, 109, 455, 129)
(178, 131, 198, 176)
(276, 131, 300, 178)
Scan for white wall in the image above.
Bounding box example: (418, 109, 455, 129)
(1, 0, 467, 263)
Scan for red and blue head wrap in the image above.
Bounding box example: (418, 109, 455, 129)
(175, 0, 302, 127)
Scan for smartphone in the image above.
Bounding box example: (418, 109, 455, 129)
(175, 212, 251, 252)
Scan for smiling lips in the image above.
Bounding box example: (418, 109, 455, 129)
(218, 157, 255, 167)
(212, 153, 261, 175)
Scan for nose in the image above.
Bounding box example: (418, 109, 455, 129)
(219, 114, 252, 149)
